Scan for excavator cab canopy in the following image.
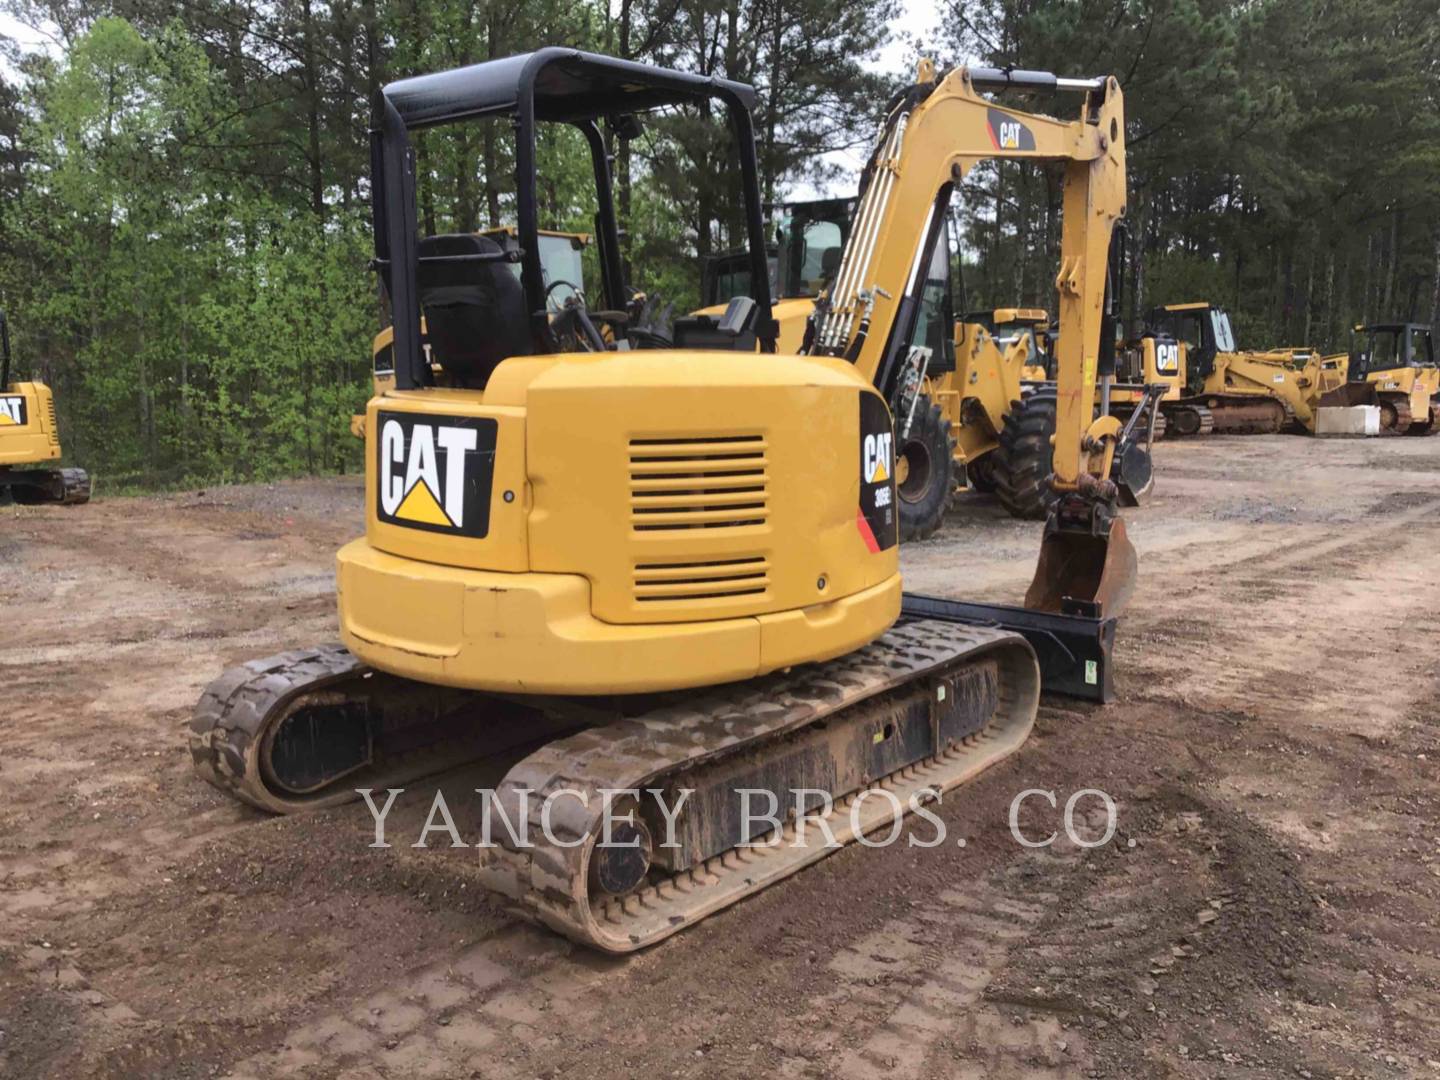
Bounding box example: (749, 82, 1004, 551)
(372, 48, 777, 390)
(1348, 322, 1434, 378)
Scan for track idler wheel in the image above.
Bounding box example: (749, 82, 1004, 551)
(1024, 504, 1137, 620)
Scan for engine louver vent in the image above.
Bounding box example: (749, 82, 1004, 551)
(633, 556, 770, 603)
(628, 435, 769, 532)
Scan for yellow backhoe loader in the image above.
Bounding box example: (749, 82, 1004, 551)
(695, 196, 855, 352)
(0, 310, 89, 505)
(191, 51, 1137, 953)
(1339, 322, 1438, 434)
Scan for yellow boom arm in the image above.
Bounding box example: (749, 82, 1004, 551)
(809, 64, 1134, 616)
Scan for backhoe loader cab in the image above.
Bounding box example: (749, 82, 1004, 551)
(0, 310, 89, 505)
(698, 196, 856, 352)
(1345, 322, 1438, 434)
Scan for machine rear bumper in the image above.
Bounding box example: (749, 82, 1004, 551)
(0, 433, 59, 466)
(336, 538, 900, 694)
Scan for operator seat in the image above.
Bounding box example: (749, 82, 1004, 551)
(416, 233, 531, 388)
(818, 246, 842, 290)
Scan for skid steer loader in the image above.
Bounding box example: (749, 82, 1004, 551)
(191, 51, 1139, 953)
(0, 310, 89, 505)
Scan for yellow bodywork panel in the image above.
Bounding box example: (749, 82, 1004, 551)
(1365, 364, 1439, 418)
(0, 381, 62, 466)
(338, 349, 903, 694)
(691, 295, 816, 354)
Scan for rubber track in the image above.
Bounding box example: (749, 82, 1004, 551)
(189, 644, 370, 813)
(476, 619, 1038, 953)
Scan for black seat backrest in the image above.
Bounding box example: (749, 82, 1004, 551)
(416, 233, 531, 388)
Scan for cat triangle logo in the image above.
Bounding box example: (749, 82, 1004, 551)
(870, 454, 888, 482)
(395, 478, 453, 527)
(0, 412, 15, 426)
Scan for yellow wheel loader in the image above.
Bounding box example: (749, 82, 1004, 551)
(1341, 322, 1438, 435)
(0, 311, 89, 505)
(191, 51, 1138, 953)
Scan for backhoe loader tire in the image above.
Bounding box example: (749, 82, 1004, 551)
(995, 390, 1059, 522)
(965, 453, 999, 493)
(896, 393, 956, 542)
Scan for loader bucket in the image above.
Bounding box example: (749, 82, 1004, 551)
(1317, 381, 1379, 409)
(1024, 513, 1137, 620)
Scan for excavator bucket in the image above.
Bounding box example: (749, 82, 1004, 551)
(1024, 513, 1137, 620)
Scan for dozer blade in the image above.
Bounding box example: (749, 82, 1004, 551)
(1024, 511, 1137, 620)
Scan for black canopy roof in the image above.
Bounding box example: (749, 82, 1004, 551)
(381, 47, 759, 129)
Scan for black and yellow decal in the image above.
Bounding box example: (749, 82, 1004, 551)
(0, 395, 27, 427)
(986, 108, 1036, 152)
(377, 411, 497, 538)
(858, 392, 898, 552)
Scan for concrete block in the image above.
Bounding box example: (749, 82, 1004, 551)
(1314, 405, 1380, 437)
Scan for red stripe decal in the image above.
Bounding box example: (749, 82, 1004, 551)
(986, 122, 1000, 150)
(856, 508, 881, 553)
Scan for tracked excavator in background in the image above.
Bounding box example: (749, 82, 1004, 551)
(1338, 322, 1438, 435)
(0, 310, 89, 505)
(191, 50, 1139, 953)
(803, 62, 1158, 538)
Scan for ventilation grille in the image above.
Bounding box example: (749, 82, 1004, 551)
(633, 556, 770, 603)
(45, 398, 59, 445)
(628, 435, 769, 532)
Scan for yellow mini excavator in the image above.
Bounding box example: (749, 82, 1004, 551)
(0, 310, 89, 505)
(1340, 322, 1438, 435)
(191, 51, 1137, 953)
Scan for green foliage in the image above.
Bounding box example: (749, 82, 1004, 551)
(944, 0, 1440, 351)
(0, 1, 895, 488)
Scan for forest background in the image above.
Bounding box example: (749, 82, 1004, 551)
(1, 0, 1435, 485)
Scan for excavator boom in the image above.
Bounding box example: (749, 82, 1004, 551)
(808, 65, 1135, 618)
